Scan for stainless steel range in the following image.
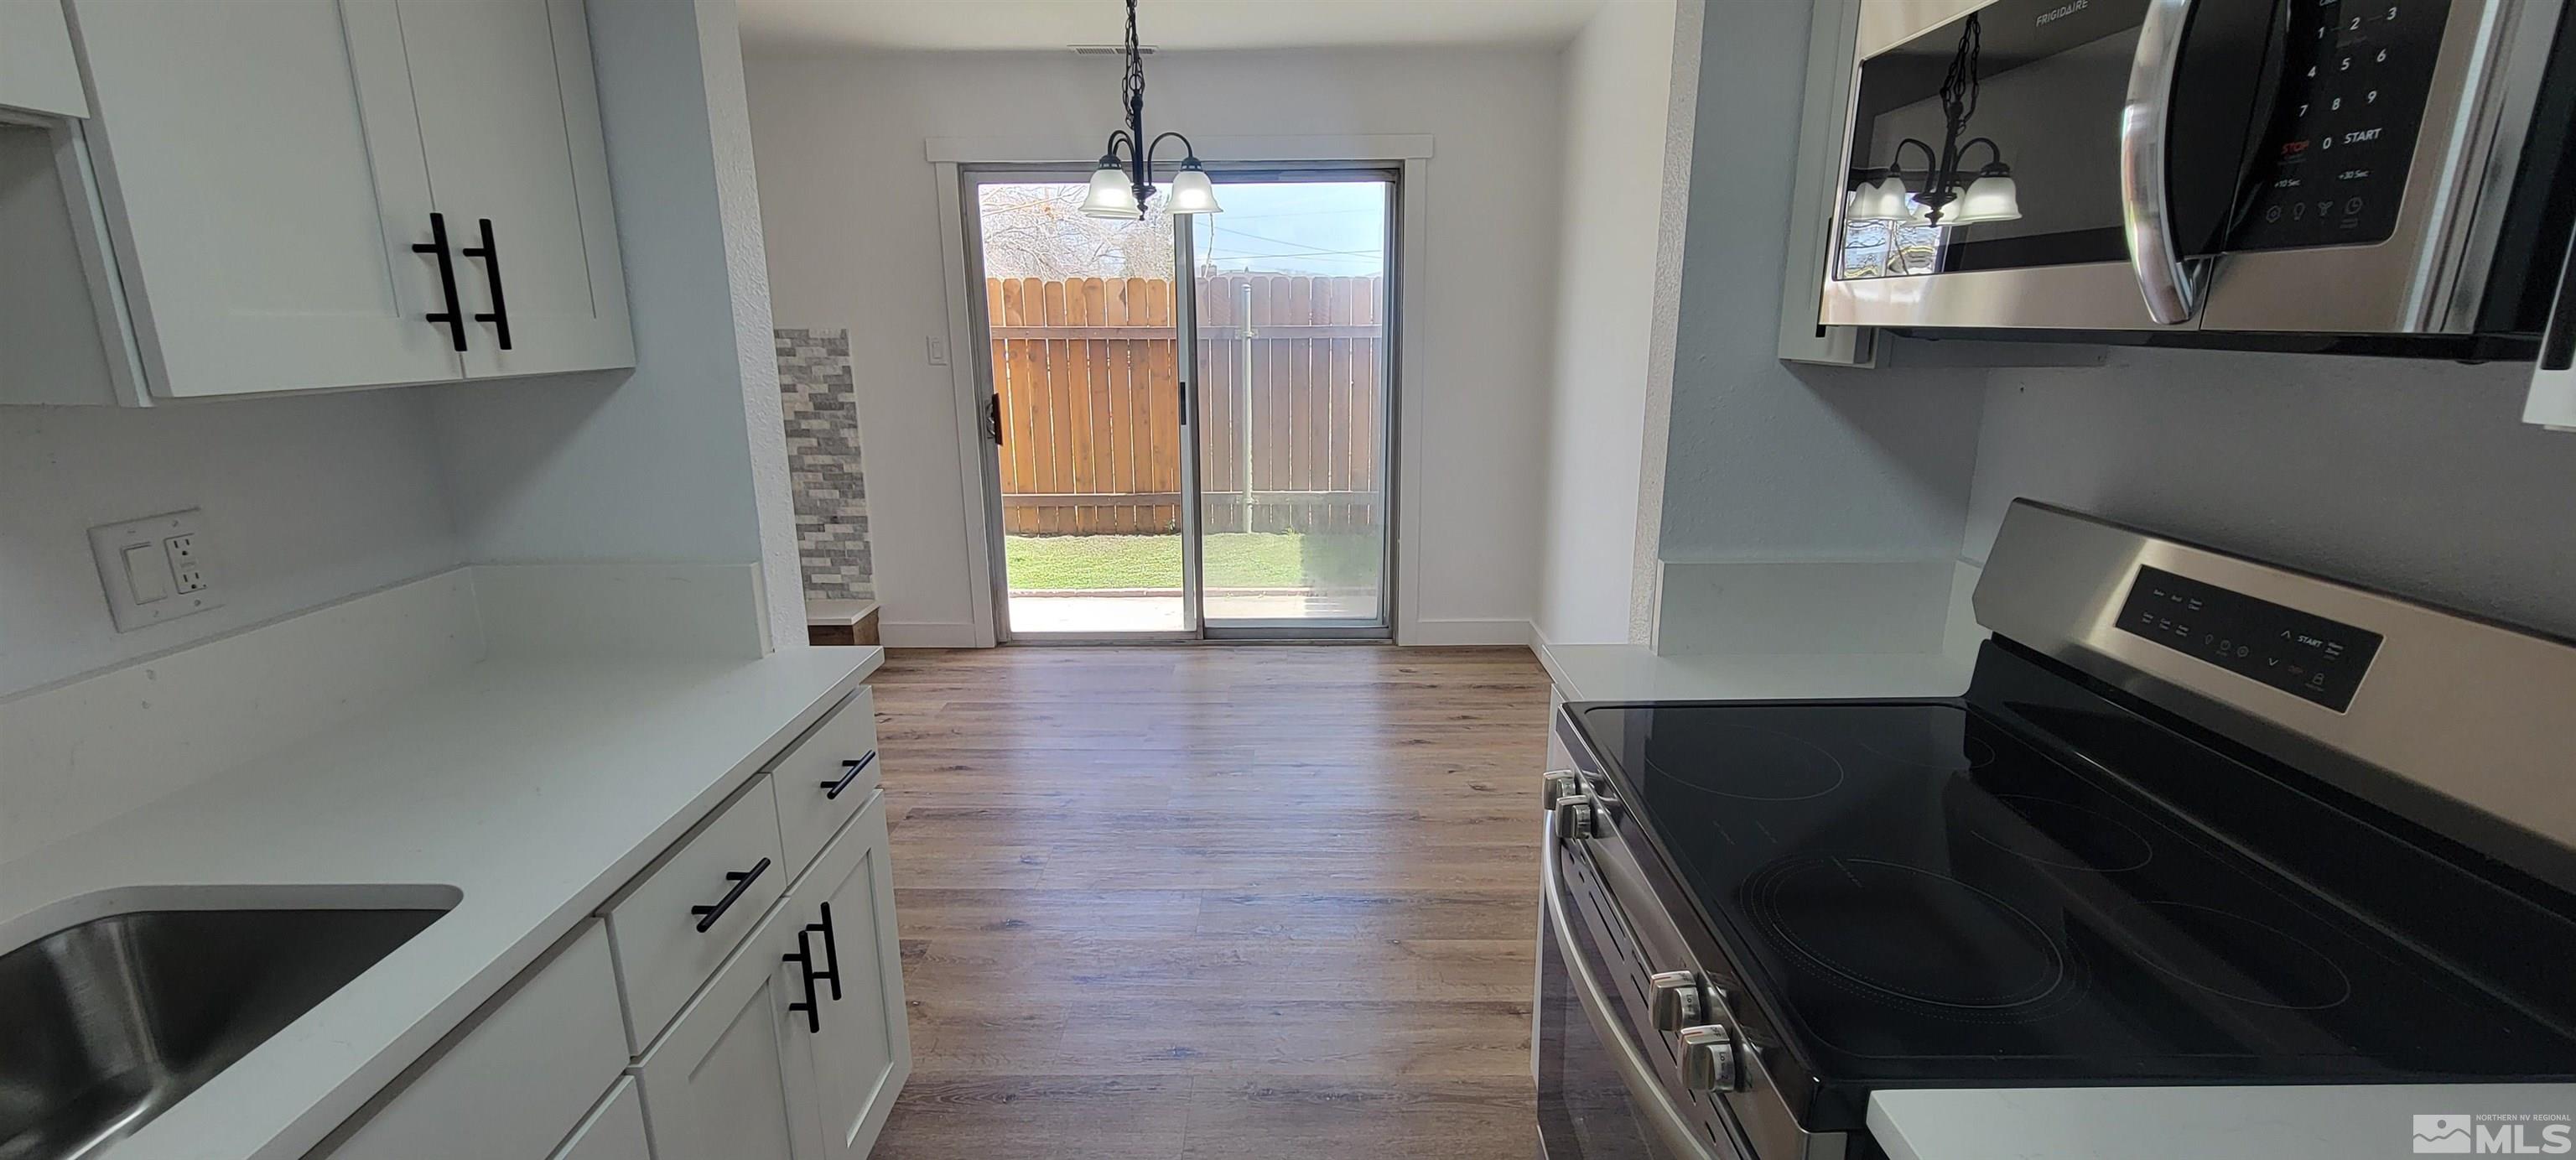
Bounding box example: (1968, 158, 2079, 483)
(1534, 500, 2576, 1160)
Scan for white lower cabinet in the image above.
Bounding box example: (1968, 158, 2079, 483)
(552, 1079, 651, 1160)
(632, 900, 802, 1160)
(778, 791, 911, 1160)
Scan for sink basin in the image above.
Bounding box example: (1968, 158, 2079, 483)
(0, 904, 450, 1160)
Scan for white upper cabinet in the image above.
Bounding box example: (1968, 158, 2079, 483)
(70, 0, 461, 397)
(397, 0, 631, 377)
(0, 0, 86, 116)
(54, 0, 631, 401)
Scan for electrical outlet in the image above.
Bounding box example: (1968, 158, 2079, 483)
(90, 508, 224, 632)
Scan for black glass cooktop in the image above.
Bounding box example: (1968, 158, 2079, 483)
(1571, 679, 2576, 1107)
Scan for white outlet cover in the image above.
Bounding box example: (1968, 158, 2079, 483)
(89, 507, 224, 632)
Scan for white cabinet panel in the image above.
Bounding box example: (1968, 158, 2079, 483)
(0, 0, 86, 116)
(603, 773, 787, 1053)
(633, 901, 801, 1160)
(325, 921, 627, 1160)
(768, 688, 879, 879)
(399, 0, 631, 377)
(780, 792, 911, 1160)
(551, 1078, 652, 1160)
(66, 0, 465, 396)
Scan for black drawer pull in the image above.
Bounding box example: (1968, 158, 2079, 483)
(822, 751, 877, 800)
(782, 927, 823, 1034)
(460, 217, 512, 351)
(411, 212, 467, 352)
(806, 902, 843, 1001)
(689, 856, 770, 932)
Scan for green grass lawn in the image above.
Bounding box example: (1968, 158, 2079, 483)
(1006, 531, 1376, 591)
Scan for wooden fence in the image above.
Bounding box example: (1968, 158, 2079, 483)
(987, 273, 1384, 535)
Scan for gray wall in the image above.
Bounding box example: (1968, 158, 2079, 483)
(1971, 349, 2576, 638)
(0, 394, 459, 696)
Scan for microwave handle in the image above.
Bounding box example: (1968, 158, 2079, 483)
(2526, 228, 2576, 431)
(2121, 0, 2201, 325)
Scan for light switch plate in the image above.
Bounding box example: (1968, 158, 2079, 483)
(90, 508, 224, 632)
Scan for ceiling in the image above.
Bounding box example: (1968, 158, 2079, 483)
(736, 0, 1609, 54)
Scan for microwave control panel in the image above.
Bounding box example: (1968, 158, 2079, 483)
(2227, 0, 2452, 252)
(2116, 566, 2385, 711)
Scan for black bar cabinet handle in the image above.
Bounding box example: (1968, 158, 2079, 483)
(460, 217, 513, 351)
(689, 856, 771, 932)
(410, 212, 468, 352)
(782, 928, 823, 1033)
(822, 751, 877, 800)
(805, 902, 843, 1001)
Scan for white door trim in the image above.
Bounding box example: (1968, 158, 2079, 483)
(929, 159, 1000, 648)
(930, 143, 1431, 648)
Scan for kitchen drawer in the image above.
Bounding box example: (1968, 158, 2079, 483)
(602, 774, 786, 1053)
(550, 1076, 649, 1160)
(768, 687, 879, 876)
(320, 920, 626, 1160)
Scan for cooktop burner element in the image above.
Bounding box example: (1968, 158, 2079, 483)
(1967, 794, 2156, 872)
(1743, 856, 2068, 1011)
(2111, 901, 2353, 1011)
(1644, 726, 1845, 801)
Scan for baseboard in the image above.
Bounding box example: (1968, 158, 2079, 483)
(1402, 617, 1536, 647)
(880, 620, 985, 648)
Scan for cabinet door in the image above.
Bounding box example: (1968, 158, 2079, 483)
(1, 0, 88, 117)
(551, 1078, 652, 1160)
(397, 0, 632, 377)
(780, 791, 911, 1160)
(632, 901, 800, 1160)
(65, 0, 465, 396)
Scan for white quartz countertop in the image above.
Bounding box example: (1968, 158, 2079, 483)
(0, 646, 880, 1160)
(1535, 641, 1975, 703)
(1870, 1084, 2576, 1160)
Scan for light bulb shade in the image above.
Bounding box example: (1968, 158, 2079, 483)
(1947, 174, 2021, 224)
(1165, 166, 1221, 214)
(1848, 174, 1914, 221)
(1079, 164, 1141, 218)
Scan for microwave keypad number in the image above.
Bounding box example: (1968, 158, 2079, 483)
(2116, 565, 2385, 711)
(2229, 0, 2450, 252)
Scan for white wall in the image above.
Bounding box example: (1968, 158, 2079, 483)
(1649, 0, 1986, 653)
(1534, 0, 1684, 648)
(0, 394, 459, 696)
(1970, 350, 2576, 638)
(432, 0, 802, 650)
(742, 45, 1561, 645)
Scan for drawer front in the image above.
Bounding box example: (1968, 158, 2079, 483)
(323, 920, 626, 1160)
(768, 687, 879, 876)
(631, 899, 800, 1160)
(550, 1077, 650, 1160)
(604, 774, 787, 1052)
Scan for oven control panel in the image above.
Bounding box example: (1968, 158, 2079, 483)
(2116, 566, 2384, 710)
(2226, 0, 2452, 252)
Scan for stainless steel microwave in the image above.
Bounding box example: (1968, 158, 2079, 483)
(1818, 0, 2576, 351)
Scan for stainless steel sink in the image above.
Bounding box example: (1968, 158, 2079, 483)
(0, 906, 449, 1160)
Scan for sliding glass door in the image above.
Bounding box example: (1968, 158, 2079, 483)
(964, 166, 1395, 641)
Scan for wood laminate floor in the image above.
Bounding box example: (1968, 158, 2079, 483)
(868, 644, 1550, 1159)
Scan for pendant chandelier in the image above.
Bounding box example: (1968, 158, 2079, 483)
(1078, 0, 1221, 219)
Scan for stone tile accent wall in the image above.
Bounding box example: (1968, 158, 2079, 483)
(777, 328, 871, 601)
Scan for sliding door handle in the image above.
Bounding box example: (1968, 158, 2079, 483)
(460, 217, 513, 351)
(411, 213, 468, 351)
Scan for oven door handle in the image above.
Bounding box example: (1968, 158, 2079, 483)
(1542, 810, 1729, 1160)
(2120, 0, 2202, 325)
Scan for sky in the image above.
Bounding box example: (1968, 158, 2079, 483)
(1192, 181, 1386, 276)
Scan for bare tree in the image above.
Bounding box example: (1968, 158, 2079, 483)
(977, 184, 1175, 281)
